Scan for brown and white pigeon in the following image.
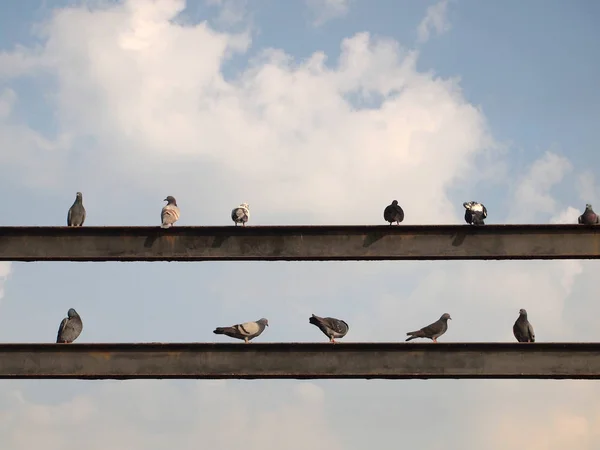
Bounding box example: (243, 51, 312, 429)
(56, 308, 83, 343)
(405, 313, 451, 343)
(578, 204, 599, 225)
(383, 200, 404, 225)
(309, 314, 349, 343)
(67, 192, 86, 226)
(213, 318, 268, 343)
(231, 203, 250, 226)
(161, 196, 180, 228)
(463, 201, 487, 225)
(513, 308, 535, 343)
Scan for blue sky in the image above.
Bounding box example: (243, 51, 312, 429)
(1, 1, 600, 449)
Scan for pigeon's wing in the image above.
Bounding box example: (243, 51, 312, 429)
(56, 318, 68, 342)
(419, 320, 443, 338)
(383, 205, 393, 222)
(395, 205, 405, 221)
(320, 317, 348, 334)
(162, 205, 180, 225)
(512, 321, 524, 341)
(482, 205, 488, 219)
(67, 207, 73, 226)
(235, 321, 260, 337)
(232, 208, 246, 221)
(527, 322, 535, 342)
(578, 214, 584, 224)
(80, 207, 86, 226)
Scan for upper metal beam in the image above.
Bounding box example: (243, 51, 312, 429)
(0, 342, 598, 379)
(0, 224, 599, 261)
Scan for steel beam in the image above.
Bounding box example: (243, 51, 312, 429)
(0, 343, 599, 379)
(0, 224, 599, 261)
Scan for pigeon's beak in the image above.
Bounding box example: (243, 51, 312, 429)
(449, 317, 452, 320)
(163, 198, 167, 201)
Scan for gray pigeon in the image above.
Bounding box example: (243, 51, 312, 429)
(513, 308, 535, 343)
(463, 201, 487, 225)
(67, 192, 86, 226)
(161, 196, 180, 228)
(213, 318, 268, 343)
(56, 308, 83, 343)
(231, 203, 250, 226)
(405, 313, 452, 343)
(309, 314, 349, 343)
(578, 204, 599, 225)
(383, 200, 404, 225)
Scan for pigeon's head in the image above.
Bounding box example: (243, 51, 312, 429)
(463, 201, 473, 210)
(586, 203, 593, 210)
(240, 203, 249, 210)
(258, 318, 269, 327)
(164, 196, 177, 205)
(67, 308, 78, 318)
(391, 200, 399, 206)
(75, 192, 83, 199)
(440, 313, 452, 321)
(519, 308, 527, 316)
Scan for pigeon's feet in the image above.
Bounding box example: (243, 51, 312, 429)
(432, 338, 438, 343)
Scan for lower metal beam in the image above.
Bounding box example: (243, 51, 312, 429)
(0, 343, 599, 379)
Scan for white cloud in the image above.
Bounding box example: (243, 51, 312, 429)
(417, 0, 451, 43)
(306, 0, 349, 26)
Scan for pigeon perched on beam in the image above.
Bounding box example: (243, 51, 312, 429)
(513, 308, 535, 343)
(405, 313, 451, 343)
(463, 201, 487, 225)
(231, 203, 250, 226)
(213, 318, 268, 343)
(383, 200, 404, 225)
(578, 204, 599, 225)
(309, 314, 349, 343)
(67, 192, 86, 226)
(56, 308, 83, 343)
(161, 196, 180, 228)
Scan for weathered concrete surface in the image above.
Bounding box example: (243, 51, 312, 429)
(0, 224, 599, 261)
(0, 343, 599, 379)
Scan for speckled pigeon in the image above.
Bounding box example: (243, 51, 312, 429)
(309, 314, 349, 343)
(161, 196, 180, 228)
(56, 308, 83, 343)
(383, 200, 404, 225)
(231, 203, 250, 226)
(463, 201, 487, 225)
(67, 192, 86, 226)
(513, 308, 535, 343)
(213, 318, 268, 343)
(578, 204, 599, 225)
(405, 313, 452, 343)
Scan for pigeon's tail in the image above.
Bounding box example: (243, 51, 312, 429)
(160, 223, 172, 229)
(405, 331, 422, 341)
(213, 327, 232, 335)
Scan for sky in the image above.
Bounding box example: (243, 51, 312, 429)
(1, 0, 600, 448)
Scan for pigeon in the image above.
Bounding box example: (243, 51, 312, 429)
(213, 318, 268, 343)
(405, 313, 452, 343)
(463, 201, 487, 225)
(578, 204, 599, 225)
(56, 308, 83, 343)
(67, 192, 86, 226)
(161, 196, 180, 228)
(513, 308, 535, 343)
(309, 314, 349, 343)
(383, 200, 404, 225)
(231, 203, 250, 227)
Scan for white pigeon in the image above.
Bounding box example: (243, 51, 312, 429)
(231, 203, 250, 226)
(161, 196, 180, 228)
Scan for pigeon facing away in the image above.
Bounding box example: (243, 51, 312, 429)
(56, 308, 83, 343)
(161, 196, 180, 228)
(463, 201, 487, 225)
(231, 203, 250, 226)
(406, 313, 452, 343)
(383, 200, 405, 225)
(578, 204, 599, 225)
(67, 192, 86, 226)
(513, 308, 535, 343)
(309, 314, 349, 343)
(213, 318, 268, 343)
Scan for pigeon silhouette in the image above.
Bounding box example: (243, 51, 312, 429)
(463, 201, 487, 225)
(406, 313, 451, 343)
(56, 308, 83, 343)
(161, 196, 180, 228)
(383, 200, 404, 225)
(309, 314, 349, 343)
(67, 192, 86, 226)
(231, 203, 250, 226)
(213, 318, 268, 343)
(513, 308, 535, 343)
(578, 204, 599, 225)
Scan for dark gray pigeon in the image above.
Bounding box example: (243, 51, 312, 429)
(578, 204, 599, 225)
(213, 318, 268, 343)
(309, 314, 349, 343)
(56, 308, 83, 343)
(231, 203, 250, 226)
(383, 200, 404, 225)
(513, 308, 535, 343)
(406, 313, 452, 343)
(463, 201, 487, 225)
(161, 196, 180, 228)
(67, 192, 86, 226)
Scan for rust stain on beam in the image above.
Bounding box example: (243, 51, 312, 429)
(0, 342, 599, 380)
(0, 224, 599, 261)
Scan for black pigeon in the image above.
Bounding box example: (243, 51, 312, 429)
(56, 308, 83, 343)
(578, 204, 599, 225)
(383, 200, 404, 225)
(213, 318, 268, 343)
(513, 308, 535, 343)
(406, 313, 452, 343)
(463, 201, 487, 225)
(309, 314, 349, 343)
(67, 192, 86, 226)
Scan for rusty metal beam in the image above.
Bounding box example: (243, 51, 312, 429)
(0, 343, 599, 379)
(0, 224, 599, 261)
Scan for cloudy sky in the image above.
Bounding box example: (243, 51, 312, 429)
(1, 0, 600, 448)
